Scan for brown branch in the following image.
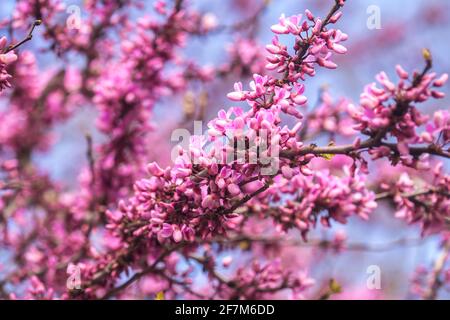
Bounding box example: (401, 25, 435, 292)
(3, 20, 41, 53)
(208, 235, 425, 252)
(375, 188, 437, 201)
(188, 255, 231, 286)
(188, 254, 295, 299)
(322, 0, 345, 28)
(283, 48, 444, 161)
(381, 142, 450, 158)
(296, 0, 344, 62)
(281, 135, 450, 160)
(220, 182, 270, 216)
(100, 244, 183, 299)
(85, 134, 96, 189)
(280, 130, 384, 159)
(157, 271, 207, 299)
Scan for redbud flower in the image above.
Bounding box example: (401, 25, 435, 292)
(0, 37, 18, 93)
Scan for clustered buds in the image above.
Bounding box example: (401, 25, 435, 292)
(227, 74, 307, 118)
(266, 10, 347, 81)
(246, 166, 377, 241)
(349, 65, 448, 167)
(390, 164, 450, 235)
(1, 0, 449, 301)
(220, 259, 315, 299)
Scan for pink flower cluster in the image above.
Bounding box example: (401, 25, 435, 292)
(259, 167, 377, 240)
(12, 0, 64, 29)
(387, 163, 450, 235)
(91, 2, 214, 203)
(349, 65, 448, 160)
(421, 110, 450, 145)
(1, 0, 450, 301)
(266, 8, 347, 81)
(227, 74, 307, 118)
(0, 37, 17, 93)
(105, 68, 327, 246)
(306, 89, 355, 137)
(220, 38, 267, 76)
(219, 259, 314, 299)
(0, 50, 76, 153)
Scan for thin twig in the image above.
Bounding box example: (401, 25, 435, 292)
(3, 20, 41, 53)
(207, 235, 426, 252)
(424, 242, 450, 300)
(100, 244, 183, 299)
(85, 134, 96, 188)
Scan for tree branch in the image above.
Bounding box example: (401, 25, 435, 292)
(424, 242, 450, 300)
(3, 20, 41, 53)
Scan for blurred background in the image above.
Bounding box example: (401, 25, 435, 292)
(1, 0, 449, 299)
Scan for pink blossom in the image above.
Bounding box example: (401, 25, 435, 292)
(0, 37, 17, 93)
(1, 0, 449, 301)
(266, 10, 347, 81)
